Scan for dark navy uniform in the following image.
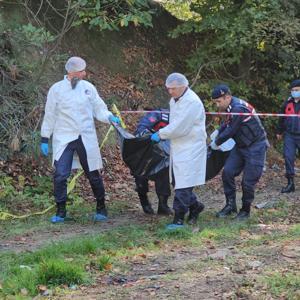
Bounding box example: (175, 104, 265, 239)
(134, 109, 172, 215)
(212, 85, 268, 219)
(278, 97, 300, 178)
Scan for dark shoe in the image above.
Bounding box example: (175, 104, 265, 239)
(188, 202, 205, 225)
(281, 178, 295, 193)
(138, 193, 154, 215)
(235, 210, 250, 221)
(166, 211, 185, 230)
(157, 195, 172, 215)
(142, 204, 155, 215)
(216, 197, 237, 218)
(50, 202, 66, 223)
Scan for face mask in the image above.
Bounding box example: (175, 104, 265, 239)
(291, 90, 300, 98)
(71, 77, 80, 89)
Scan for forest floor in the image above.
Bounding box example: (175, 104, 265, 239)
(0, 148, 299, 299)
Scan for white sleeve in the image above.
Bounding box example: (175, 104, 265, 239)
(41, 87, 58, 138)
(159, 100, 202, 140)
(90, 85, 112, 123)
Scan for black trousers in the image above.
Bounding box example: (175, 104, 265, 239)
(53, 136, 105, 203)
(134, 168, 171, 197)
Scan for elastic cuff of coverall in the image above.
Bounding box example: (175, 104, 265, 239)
(41, 137, 49, 143)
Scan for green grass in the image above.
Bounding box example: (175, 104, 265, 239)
(38, 258, 86, 286)
(1, 259, 86, 296)
(1, 198, 299, 298)
(262, 271, 300, 299)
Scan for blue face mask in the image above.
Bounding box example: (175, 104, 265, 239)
(291, 90, 300, 98)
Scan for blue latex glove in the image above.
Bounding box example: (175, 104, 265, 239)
(151, 132, 161, 143)
(109, 115, 120, 124)
(210, 140, 219, 150)
(40, 143, 49, 156)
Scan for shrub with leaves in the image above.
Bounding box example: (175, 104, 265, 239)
(162, 0, 300, 114)
(0, 16, 63, 159)
(74, 0, 156, 31)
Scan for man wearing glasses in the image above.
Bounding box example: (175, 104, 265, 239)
(150, 73, 207, 229)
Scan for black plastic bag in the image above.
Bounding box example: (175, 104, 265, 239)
(205, 147, 230, 180)
(114, 125, 229, 181)
(114, 125, 169, 178)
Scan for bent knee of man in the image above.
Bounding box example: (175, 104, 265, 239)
(222, 167, 236, 179)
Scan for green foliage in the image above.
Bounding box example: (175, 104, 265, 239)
(157, 226, 193, 240)
(1, 260, 85, 296)
(159, 0, 199, 21)
(19, 23, 55, 47)
(73, 0, 155, 31)
(37, 259, 85, 286)
(96, 255, 112, 271)
(0, 16, 63, 159)
(0, 175, 54, 213)
(165, 0, 300, 112)
(263, 271, 300, 298)
(2, 267, 38, 296)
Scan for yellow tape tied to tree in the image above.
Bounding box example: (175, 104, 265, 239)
(0, 104, 125, 221)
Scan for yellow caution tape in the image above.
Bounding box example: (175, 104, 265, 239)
(0, 205, 55, 221)
(0, 105, 126, 221)
(112, 104, 126, 129)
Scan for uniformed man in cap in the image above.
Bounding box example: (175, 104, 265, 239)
(210, 84, 268, 220)
(277, 79, 300, 193)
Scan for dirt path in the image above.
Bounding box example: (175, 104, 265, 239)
(0, 167, 299, 299)
(0, 210, 154, 253)
(0, 168, 299, 254)
(60, 223, 300, 299)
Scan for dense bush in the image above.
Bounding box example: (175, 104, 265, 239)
(162, 0, 300, 112)
(73, 0, 156, 30)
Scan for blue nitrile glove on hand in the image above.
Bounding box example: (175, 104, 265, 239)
(109, 115, 121, 124)
(151, 132, 161, 143)
(210, 140, 220, 150)
(40, 143, 49, 156)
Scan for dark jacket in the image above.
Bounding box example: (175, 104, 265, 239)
(277, 97, 300, 135)
(134, 109, 169, 136)
(216, 97, 267, 148)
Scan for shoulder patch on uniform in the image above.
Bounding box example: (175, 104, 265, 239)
(148, 117, 156, 123)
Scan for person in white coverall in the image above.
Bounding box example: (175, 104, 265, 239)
(40, 56, 120, 223)
(150, 73, 207, 229)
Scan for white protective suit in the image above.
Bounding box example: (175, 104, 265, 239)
(41, 76, 113, 171)
(158, 88, 207, 189)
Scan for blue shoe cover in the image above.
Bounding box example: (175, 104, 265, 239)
(166, 223, 185, 230)
(50, 215, 65, 223)
(94, 213, 108, 222)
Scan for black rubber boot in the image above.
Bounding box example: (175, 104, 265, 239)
(96, 197, 107, 217)
(188, 202, 205, 225)
(138, 193, 154, 215)
(235, 201, 251, 221)
(157, 195, 172, 215)
(281, 177, 295, 193)
(216, 197, 237, 218)
(56, 202, 66, 218)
